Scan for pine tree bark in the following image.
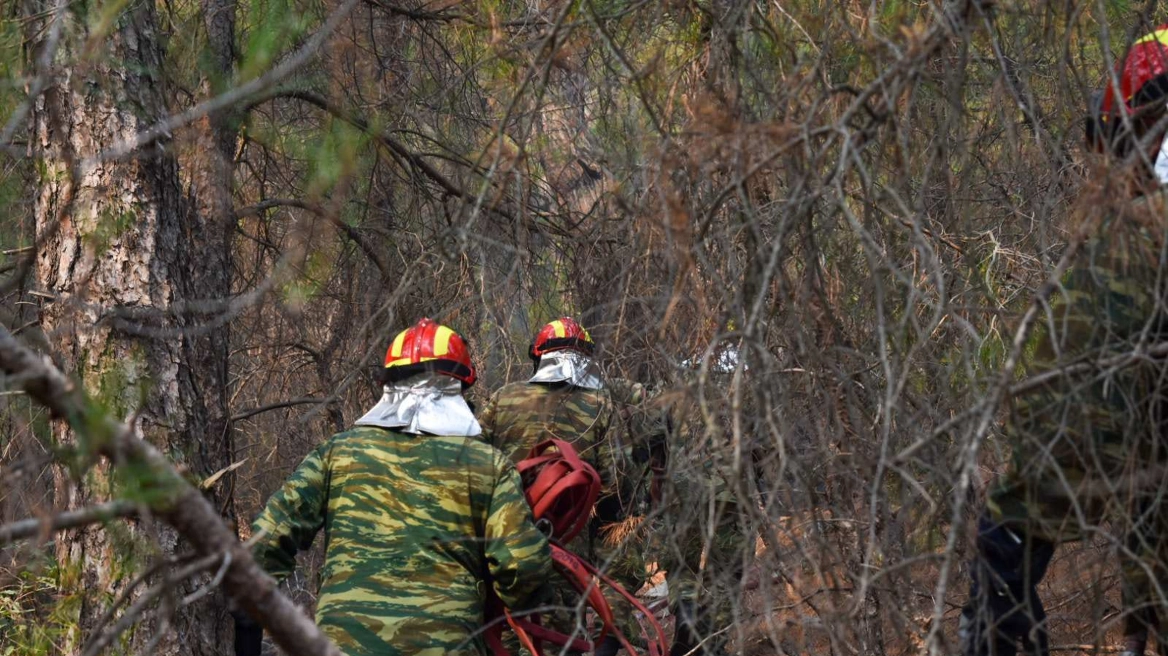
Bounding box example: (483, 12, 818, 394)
(29, 0, 233, 652)
(186, 0, 238, 539)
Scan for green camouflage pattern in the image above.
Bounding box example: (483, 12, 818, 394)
(986, 193, 1168, 543)
(587, 379, 668, 642)
(479, 381, 614, 469)
(1120, 497, 1168, 655)
(658, 497, 746, 655)
(479, 378, 667, 641)
(660, 426, 749, 654)
(251, 425, 552, 656)
(602, 378, 669, 520)
(650, 384, 753, 655)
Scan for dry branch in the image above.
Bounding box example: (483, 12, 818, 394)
(0, 500, 137, 547)
(0, 325, 341, 656)
(231, 397, 327, 422)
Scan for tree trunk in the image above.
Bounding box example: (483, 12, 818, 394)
(186, 0, 238, 530)
(30, 0, 233, 652)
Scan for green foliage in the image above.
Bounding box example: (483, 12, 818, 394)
(84, 0, 134, 48)
(0, 557, 79, 656)
(280, 248, 333, 309)
(307, 118, 368, 197)
(238, 0, 316, 82)
(0, 11, 22, 91)
(159, 0, 207, 94)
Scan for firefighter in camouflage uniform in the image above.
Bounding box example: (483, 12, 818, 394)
(653, 359, 752, 656)
(960, 26, 1168, 656)
(238, 318, 552, 656)
(479, 317, 665, 656)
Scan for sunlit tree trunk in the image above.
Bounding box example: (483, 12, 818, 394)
(29, 0, 233, 652)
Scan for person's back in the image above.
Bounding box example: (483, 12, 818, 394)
(482, 380, 612, 464)
(252, 425, 549, 655)
(989, 194, 1168, 533)
(961, 31, 1168, 656)
(244, 318, 551, 656)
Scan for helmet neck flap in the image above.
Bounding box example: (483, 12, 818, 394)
(529, 350, 605, 390)
(355, 372, 481, 437)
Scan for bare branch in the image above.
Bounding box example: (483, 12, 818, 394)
(0, 500, 138, 547)
(0, 324, 341, 656)
(235, 198, 393, 280)
(231, 397, 327, 422)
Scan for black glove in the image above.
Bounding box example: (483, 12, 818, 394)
(232, 609, 263, 656)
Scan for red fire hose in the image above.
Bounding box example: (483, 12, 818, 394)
(485, 440, 667, 656)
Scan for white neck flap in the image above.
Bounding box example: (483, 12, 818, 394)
(354, 373, 481, 437)
(528, 350, 605, 390)
(1155, 126, 1168, 186)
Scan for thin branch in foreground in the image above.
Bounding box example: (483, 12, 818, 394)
(79, 550, 225, 656)
(231, 397, 326, 422)
(0, 500, 138, 547)
(85, 0, 361, 165)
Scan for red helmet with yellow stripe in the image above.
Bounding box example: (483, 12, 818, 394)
(529, 317, 595, 361)
(383, 318, 476, 387)
(1088, 23, 1168, 153)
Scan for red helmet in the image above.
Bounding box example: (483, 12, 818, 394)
(517, 439, 600, 542)
(1089, 24, 1168, 152)
(383, 318, 476, 387)
(529, 317, 595, 361)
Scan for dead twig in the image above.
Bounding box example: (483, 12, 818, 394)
(0, 500, 138, 547)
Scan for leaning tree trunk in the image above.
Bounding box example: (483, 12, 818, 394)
(30, 0, 233, 653)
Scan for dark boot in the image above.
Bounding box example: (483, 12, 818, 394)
(670, 599, 709, 656)
(232, 609, 263, 656)
(1121, 631, 1147, 656)
(595, 634, 623, 656)
(960, 514, 1054, 656)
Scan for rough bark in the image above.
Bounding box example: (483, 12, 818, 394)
(187, 0, 238, 546)
(28, 0, 233, 652)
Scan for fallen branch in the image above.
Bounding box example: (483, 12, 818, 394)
(0, 325, 340, 656)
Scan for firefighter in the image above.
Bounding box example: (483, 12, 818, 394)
(480, 317, 612, 464)
(960, 26, 1168, 656)
(479, 317, 664, 655)
(236, 318, 552, 656)
(653, 363, 753, 656)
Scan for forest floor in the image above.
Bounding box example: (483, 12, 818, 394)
(632, 531, 1128, 656)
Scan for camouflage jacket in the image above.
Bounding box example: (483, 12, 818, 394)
(251, 426, 552, 656)
(1003, 193, 1168, 501)
(479, 380, 667, 525)
(479, 381, 613, 466)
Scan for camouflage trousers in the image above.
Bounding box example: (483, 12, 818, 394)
(537, 524, 648, 649)
(657, 500, 749, 656)
(964, 463, 1168, 656)
(1121, 498, 1168, 656)
(591, 521, 651, 645)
